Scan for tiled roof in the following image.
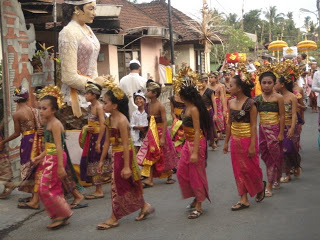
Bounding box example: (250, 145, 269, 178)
(99, 0, 164, 30)
(136, 0, 200, 42)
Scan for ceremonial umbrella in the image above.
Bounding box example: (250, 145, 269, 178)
(268, 40, 288, 61)
(297, 39, 318, 67)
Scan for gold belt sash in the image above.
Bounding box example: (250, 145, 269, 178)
(22, 129, 36, 136)
(45, 142, 57, 155)
(231, 122, 251, 138)
(285, 113, 292, 126)
(174, 108, 183, 118)
(112, 143, 132, 153)
(259, 112, 279, 125)
(88, 120, 100, 134)
(183, 126, 204, 141)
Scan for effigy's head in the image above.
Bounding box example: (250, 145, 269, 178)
(62, 0, 96, 25)
(13, 86, 29, 103)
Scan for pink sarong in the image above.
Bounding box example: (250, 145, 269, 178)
(215, 98, 225, 132)
(230, 136, 263, 197)
(177, 138, 210, 202)
(39, 152, 72, 220)
(259, 123, 283, 183)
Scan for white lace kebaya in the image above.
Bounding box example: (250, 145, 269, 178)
(59, 20, 100, 110)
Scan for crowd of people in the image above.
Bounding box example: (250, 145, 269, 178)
(0, 0, 318, 232)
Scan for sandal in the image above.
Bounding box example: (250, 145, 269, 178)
(280, 176, 291, 183)
(188, 210, 203, 219)
(142, 182, 153, 188)
(255, 181, 266, 203)
(272, 182, 280, 190)
(135, 206, 155, 221)
(47, 217, 70, 230)
(97, 222, 119, 230)
(17, 202, 40, 210)
(231, 202, 250, 211)
(70, 202, 88, 209)
(85, 194, 104, 200)
(0, 183, 15, 199)
(265, 189, 273, 197)
(166, 178, 176, 184)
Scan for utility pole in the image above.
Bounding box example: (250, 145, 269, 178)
(241, 0, 244, 30)
(53, 0, 57, 85)
(168, 0, 175, 75)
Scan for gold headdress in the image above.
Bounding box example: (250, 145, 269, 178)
(85, 81, 102, 96)
(277, 59, 303, 83)
(38, 85, 65, 109)
(237, 63, 254, 87)
(103, 81, 125, 100)
(13, 86, 29, 101)
(255, 62, 281, 79)
(173, 67, 201, 93)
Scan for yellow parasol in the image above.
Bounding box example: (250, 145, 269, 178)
(268, 39, 288, 61)
(297, 38, 318, 67)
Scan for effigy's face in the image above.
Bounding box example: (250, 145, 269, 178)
(80, 1, 97, 24)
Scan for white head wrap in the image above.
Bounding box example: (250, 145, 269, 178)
(64, 0, 95, 5)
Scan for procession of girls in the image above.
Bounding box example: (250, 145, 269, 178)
(0, 58, 307, 231)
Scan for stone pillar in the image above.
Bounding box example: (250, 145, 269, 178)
(1, 0, 36, 180)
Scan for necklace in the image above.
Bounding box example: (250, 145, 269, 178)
(262, 93, 273, 102)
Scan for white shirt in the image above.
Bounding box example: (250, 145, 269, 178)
(312, 71, 320, 107)
(130, 109, 148, 146)
(119, 73, 147, 118)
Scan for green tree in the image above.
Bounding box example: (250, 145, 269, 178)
(264, 6, 284, 41)
(243, 9, 262, 34)
(226, 13, 240, 29)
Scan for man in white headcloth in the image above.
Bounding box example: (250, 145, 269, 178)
(119, 60, 147, 118)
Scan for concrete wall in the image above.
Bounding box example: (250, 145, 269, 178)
(97, 44, 119, 83)
(140, 37, 162, 81)
(175, 44, 195, 70)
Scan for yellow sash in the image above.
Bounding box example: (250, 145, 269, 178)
(22, 129, 36, 136)
(45, 142, 57, 155)
(259, 112, 279, 125)
(231, 122, 251, 138)
(183, 126, 204, 141)
(88, 120, 100, 134)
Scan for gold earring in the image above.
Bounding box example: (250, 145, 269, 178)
(73, 11, 80, 15)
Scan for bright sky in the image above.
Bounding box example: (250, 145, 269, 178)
(137, 0, 317, 30)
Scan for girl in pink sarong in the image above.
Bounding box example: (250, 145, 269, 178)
(35, 92, 72, 230)
(255, 72, 285, 197)
(177, 84, 211, 219)
(224, 74, 266, 211)
(96, 83, 154, 230)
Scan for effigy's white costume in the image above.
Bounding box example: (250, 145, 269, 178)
(59, 20, 100, 115)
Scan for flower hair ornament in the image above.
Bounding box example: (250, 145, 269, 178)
(13, 86, 29, 101)
(38, 85, 66, 109)
(277, 59, 303, 84)
(237, 63, 254, 88)
(173, 66, 201, 92)
(103, 81, 125, 100)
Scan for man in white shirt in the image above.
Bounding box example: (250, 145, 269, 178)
(312, 71, 320, 132)
(119, 60, 147, 118)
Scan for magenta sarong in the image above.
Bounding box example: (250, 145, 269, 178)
(230, 136, 263, 197)
(259, 123, 283, 183)
(177, 138, 210, 202)
(112, 149, 144, 220)
(39, 152, 72, 220)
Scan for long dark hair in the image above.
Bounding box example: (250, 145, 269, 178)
(279, 75, 294, 93)
(233, 75, 254, 98)
(62, 1, 85, 25)
(105, 90, 130, 121)
(179, 86, 211, 135)
(259, 72, 276, 84)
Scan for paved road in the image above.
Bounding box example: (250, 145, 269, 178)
(1, 110, 319, 240)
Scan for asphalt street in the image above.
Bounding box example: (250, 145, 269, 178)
(0, 110, 319, 240)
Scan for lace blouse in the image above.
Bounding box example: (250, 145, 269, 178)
(59, 20, 100, 108)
